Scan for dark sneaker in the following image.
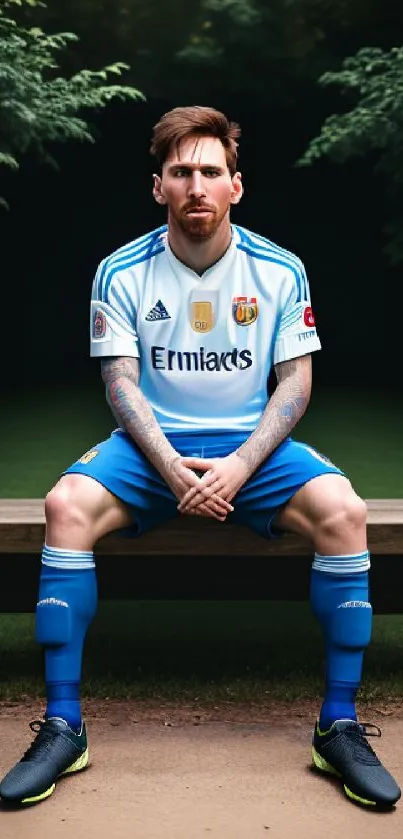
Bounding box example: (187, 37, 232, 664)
(312, 719, 401, 808)
(0, 718, 88, 805)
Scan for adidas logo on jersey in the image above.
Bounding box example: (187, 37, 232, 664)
(145, 300, 171, 321)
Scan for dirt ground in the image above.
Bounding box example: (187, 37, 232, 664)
(0, 699, 403, 839)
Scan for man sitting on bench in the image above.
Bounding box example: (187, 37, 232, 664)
(1, 105, 400, 810)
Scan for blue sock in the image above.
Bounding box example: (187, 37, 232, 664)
(35, 545, 97, 732)
(310, 551, 372, 731)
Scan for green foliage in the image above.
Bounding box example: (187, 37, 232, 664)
(11, 0, 401, 107)
(172, 0, 374, 104)
(23, 0, 362, 105)
(298, 46, 403, 263)
(0, 0, 144, 176)
(298, 47, 403, 165)
(176, 0, 259, 64)
(27, 0, 205, 100)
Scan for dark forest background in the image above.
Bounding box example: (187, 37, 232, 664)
(2, 0, 402, 394)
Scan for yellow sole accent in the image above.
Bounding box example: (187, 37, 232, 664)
(312, 746, 377, 807)
(344, 785, 376, 807)
(312, 746, 342, 778)
(60, 747, 89, 776)
(21, 783, 56, 804)
(20, 748, 89, 805)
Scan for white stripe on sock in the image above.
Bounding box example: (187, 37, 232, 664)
(42, 544, 95, 570)
(312, 551, 370, 574)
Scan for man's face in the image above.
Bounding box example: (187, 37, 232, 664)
(153, 135, 242, 240)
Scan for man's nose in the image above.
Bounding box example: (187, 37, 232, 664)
(188, 171, 206, 198)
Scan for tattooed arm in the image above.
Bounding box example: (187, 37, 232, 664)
(101, 356, 233, 519)
(235, 354, 312, 475)
(101, 356, 179, 476)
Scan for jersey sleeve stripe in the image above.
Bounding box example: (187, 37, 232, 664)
(237, 226, 301, 263)
(235, 226, 307, 302)
(279, 311, 303, 331)
(237, 244, 304, 302)
(100, 239, 155, 299)
(103, 245, 165, 304)
(97, 226, 167, 299)
(236, 226, 301, 266)
(108, 286, 133, 323)
(96, 232, 156, 297)
(96, 239, 151, 300)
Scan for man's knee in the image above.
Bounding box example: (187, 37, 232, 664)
(45, 473, 132, 545)
(45, 476, 89, 532)
(319, 490, 367, 540)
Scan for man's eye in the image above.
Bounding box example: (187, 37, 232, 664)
(172, 167, 221, 177)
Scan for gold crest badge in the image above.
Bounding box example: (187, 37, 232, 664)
(190, 301, 214, 333)
(232, 296, 258, 326)
(78, 450, 99, 465)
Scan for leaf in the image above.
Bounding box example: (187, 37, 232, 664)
(0, 0, 145, 189)
(0, 152, 19, 169)
(298, 45, 403, 264)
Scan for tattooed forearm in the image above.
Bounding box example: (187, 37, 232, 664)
(236, 355, 312, 475)
(101, 357, 178, 477)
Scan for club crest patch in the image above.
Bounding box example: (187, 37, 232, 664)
(232, 297, 258, 326)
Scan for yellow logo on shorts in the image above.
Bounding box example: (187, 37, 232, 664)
(79, 450, 99, 465)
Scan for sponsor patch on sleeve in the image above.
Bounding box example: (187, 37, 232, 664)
(303, 306, 315, 327)
(93, 308, 107, 339)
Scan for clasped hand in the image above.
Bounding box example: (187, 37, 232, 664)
(168, 453, 250, 521)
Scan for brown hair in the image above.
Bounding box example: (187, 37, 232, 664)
(150, 105, 241, 175)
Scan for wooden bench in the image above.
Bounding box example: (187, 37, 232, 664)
(0, 499, 403, 613)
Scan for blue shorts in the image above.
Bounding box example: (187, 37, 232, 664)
(65, 430, 343, 540)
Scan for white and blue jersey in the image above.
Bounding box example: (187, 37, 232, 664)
(90, 225, 321, 433)
(66, 224, 340, 539)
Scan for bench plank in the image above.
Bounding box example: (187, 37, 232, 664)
(1, 498, 403, 555)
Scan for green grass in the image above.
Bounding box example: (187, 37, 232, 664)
(0, 383, 114, 497)
(0, 383, 402, 497)
(295, 385, 403, 496)
(0, 602, 402, 704)
(0, 383, 402, 703)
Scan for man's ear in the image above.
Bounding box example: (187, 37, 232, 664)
(230, 172, 243, 205)
(153, 174, 167, 205)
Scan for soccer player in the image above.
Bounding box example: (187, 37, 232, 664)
(1, 106, 400, 809)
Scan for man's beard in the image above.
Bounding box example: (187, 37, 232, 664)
(174, 206, 227, 241)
